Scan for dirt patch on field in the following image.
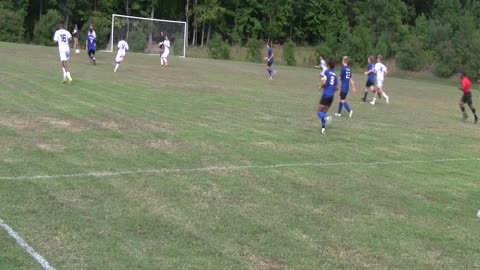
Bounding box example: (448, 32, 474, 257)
(0, 114, 85, 131)
(146, 139, 219, 154)
(36, 143, 65, 153)
(246, 253, 287, 270)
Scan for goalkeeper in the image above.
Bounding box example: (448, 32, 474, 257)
(158, 31, 165, 65)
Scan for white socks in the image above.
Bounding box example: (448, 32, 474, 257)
(62, 68, 67, 78)
(66, 72, 71, 80)
(114, 64, 119, 72)
(382, 92, 389, 99)
(160, 58, 164, 65)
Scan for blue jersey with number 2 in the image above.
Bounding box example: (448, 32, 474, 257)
(340, 65, 352, 93)
(323, 69, 337, 98)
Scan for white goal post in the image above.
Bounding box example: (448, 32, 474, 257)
(107, 14, 187, 57)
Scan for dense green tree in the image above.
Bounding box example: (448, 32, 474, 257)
(0, 9, 25, 42)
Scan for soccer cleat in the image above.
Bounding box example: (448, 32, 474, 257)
(67, 78, 73, 85)
(62, 78, 67, 83)
(334, 113, 341, 117)
(321, 128, 326, 134)
(370, 101, 375, 105)
(361, 97, 366, 102)
(349, 110, 353, 118)
(268, 76, 273, 80)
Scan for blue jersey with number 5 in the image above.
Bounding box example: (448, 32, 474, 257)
(323, 69, 337, 98)
(340, 65, 352, 93)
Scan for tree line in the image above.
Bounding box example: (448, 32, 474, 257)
(1, 0, 480, 79)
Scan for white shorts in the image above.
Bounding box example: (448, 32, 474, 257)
(59, 50, 70, 62)
(161, 51, 170, 58)
(377, 79, 384, 88)
(115, 53, 125, 63)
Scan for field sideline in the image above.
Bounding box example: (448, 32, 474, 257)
(0, 42, 479, 269)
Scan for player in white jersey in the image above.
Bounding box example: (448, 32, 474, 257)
(314, 56, 328, 76)
(160, 34, 171, 68)
(53, 21, 73, 84)
(370, 55, 390, 105)
(114, 39, 129, 72)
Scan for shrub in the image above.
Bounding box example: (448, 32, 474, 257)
(246, 38, 263, 63)
(397, 36, 425, 71)
(127, 30, 147, 52)
(434, 40, 457, 78)
(207, 34, 230, 60)
(314, 43, 333, 64)
(0, 9, 25, 42)
(282, 39, 296, 66)
(33, 9, 61, 46)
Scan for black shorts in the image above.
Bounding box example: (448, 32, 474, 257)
(462, 92, 473, 106)
(88, 49, 96, 55)
(320, 96, 334, 107)
(267, 61, 273, 67)
(340, 92, 348, 100)
(365, 80, 374, 87)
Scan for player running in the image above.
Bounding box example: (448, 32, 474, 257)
(317, 58, 338, 134)
(160, 34, 170, 68)
(114, 39, 129, 72)
(314, 56, 328, 76)
(370, 55, 390, 105)
(459, 72, 478, 123)
(335, 56, 356, 117)
(362, 55, 375, 102)
(72, 24, 79, 51)
(158, 31, 165, 65)
(265, 43, 274, 80)
(53, 21, 73, 84)
(86, 29, 96, 65)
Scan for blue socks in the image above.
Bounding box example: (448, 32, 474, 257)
(363, 91, 368, 99)
(338, 102, 350, 114)
(317, 111, 326, 128)
(268, 68, 272, 77)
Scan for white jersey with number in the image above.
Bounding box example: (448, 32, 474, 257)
(115, 40, 129, 62)
(117, 40, 129, 55)
(375, 63, 388, 81)
(53, 29, 72, 53)
(162, 40, 170, 58)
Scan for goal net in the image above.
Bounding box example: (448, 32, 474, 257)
(107, 14, 186, 57)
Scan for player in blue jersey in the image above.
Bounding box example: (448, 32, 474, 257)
(362, 56, 375, 102)
(265, 43, 274, 80)
(335, 56, 357, 117)
(317, 58, 338, 134)
(85, 29, 96, 65)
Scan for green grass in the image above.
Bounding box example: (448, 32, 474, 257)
(1, 41, 480, 269)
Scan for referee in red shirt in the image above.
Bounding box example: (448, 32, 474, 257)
(459, 72, 478, 123)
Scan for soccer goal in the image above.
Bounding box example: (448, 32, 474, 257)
(107, 14, 187, 57)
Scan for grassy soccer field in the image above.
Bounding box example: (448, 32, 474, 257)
(0, 42, 479, 269)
